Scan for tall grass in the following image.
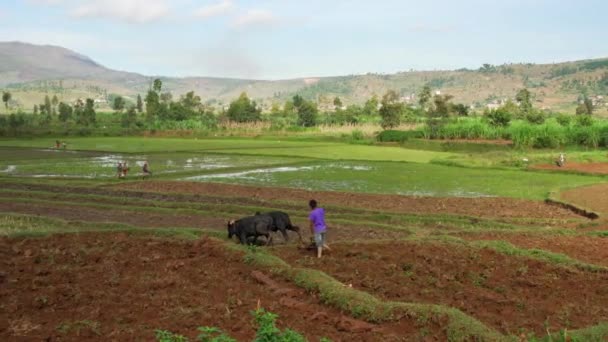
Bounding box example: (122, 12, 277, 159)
(424, 117, 608, 149)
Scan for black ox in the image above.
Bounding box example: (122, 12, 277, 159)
(255, 211, 302, 242)
(227, 215, 274, 245)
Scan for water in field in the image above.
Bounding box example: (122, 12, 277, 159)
(0, 147, 300, 179)
(182, 160, 601, 199)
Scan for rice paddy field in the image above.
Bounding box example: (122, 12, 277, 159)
(2, 136, 608, 341)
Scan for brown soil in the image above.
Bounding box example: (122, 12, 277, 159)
(115, 181, 581, 220)
(561, 183, 608, 214)
(532, 162, 608, 175)
(273, 241, 608, 334)
(0, 201, 410, 244)
(457, 232, 608, 268)
(0, 233, 432, 341)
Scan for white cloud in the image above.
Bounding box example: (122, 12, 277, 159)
(69, 0, 170, 24)
(232, 9, 278, 28)
(194, 0, 235, 19)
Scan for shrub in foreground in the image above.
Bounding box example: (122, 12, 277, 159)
(155, 308, 328, 342)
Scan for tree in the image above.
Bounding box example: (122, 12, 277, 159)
(226, 93, 261, 122)
(144, 90, 160, 122)
(39, 103, 47, 115)
(363, 95, 379, 116)
(181, 91, 201, 110)
(515, 88, 532, 115)
(292, 94, 304, 108)
(58, 102, 73, 123)
(485, 108, 512, 127)
(160, 92, 173, 103)
(379, 90, 403, 129)
(576, 96, 594, 115)
(33, 105, 38, 115)
(122, 106, 137, 128)
(294, 96, 317, 127)
(77, 98, 96, 126)
(418, 85, 432, 110)
(452, 103, 469, 116)
(153, 78, 162, 93)
(51, 95, 59, 108)
(333, 97, 343, 110)
(8, 113, 25, 132)
(44, 95, 52, 116)
(426, 93, 455, 137)
(2, 91, 11, 109)
(112, 96, 126, 112)
(429, 94, 454, 117)
(499, 99, 521, 118)
(136, 94, 143, 113)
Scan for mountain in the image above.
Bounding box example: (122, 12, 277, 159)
(1, 41, 607, 114)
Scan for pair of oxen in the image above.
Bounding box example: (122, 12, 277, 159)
(227, 211, 302, 245)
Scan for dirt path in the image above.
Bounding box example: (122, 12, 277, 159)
(116, 181, 581, 220)
(532, 162, 608, 175)
(274, 241, 608, 335)
(561, 183, 608, 214)
(0, 233, 431, 341)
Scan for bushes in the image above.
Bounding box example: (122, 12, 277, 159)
(485, 109, 511, 127)
(525, 111, 546, 125)
(376, 130, 422, 143)
(576, 115, 594, 127)
(555, 114, 571, 126)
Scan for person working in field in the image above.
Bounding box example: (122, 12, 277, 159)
(556, 153, 566, 167)
(122, 162, 129, 178)
(309, 199, 330, 258)
(117, 162, 124, 178)
(142, 161, 152, 179)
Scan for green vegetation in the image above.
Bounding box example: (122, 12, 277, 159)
(155, 308, 314, 342)
(0, 137, 605, 200)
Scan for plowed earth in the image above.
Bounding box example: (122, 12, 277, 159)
(116, 181, 580, 220)
(561, 183, 608, 214)
(274, 241, 608, 335)
(457, 232, 608, 268)
(0, 233, 434, 341)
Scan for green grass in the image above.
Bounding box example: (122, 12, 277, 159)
(186, 159, 604, 200)
(1, 137, 606, 200)
(0, 137, 455, 163)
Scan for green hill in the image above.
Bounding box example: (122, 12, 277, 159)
(1, 41, 607, 115)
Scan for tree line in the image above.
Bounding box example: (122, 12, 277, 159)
(0, 78, 599, 135)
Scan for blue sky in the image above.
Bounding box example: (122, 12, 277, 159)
(1, 0, 607, 80)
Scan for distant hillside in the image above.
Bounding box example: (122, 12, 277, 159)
(1, 41, 607, 114)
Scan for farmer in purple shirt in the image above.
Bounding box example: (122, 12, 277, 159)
(309, 199, 330, 258)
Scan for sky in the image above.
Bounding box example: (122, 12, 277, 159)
(0, 0, 607, 80)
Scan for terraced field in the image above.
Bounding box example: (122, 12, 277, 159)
(1, 138, 608, 341)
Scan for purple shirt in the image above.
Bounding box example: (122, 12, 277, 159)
(309, 208, 326, 233)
